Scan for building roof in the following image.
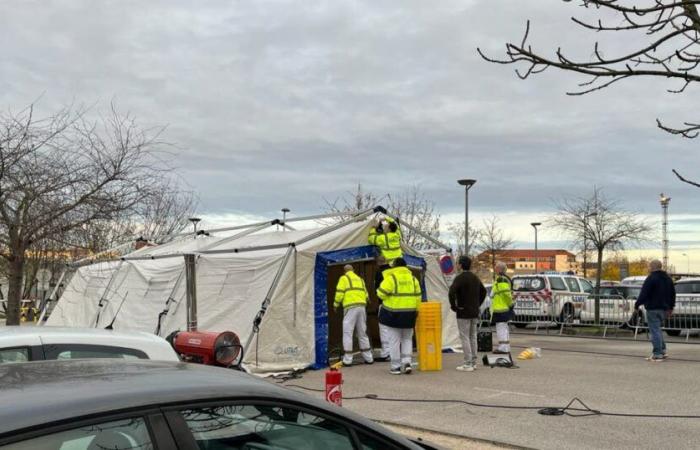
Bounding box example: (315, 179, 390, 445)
(477, 249, 576, 258)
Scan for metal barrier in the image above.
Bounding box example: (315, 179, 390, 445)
(507, 292, 700, 342)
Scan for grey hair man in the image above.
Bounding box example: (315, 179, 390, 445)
(635, 259, 675, 362)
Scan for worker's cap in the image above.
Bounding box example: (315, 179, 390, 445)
(393, 257, 407, 267)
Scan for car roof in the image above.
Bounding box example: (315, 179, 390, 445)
(676, 277, 700, 283)
(0, 327, 178, 360)
(0, 326, 165, 342)
(0, 360, 417, 447)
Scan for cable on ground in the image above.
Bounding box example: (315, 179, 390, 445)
(282, 384, 700, 419)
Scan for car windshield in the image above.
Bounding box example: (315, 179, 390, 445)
(621, 286, 642, 299)
(675, 282, 700, 294)
(513, 276, 546, 291)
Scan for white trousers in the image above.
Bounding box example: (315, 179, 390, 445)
(457, 318, 479, 366)
(496, 322, 510, 352)
(380, 324, 413, 370)
(342, 307, 373, 364)
(378, 308, 390, 358)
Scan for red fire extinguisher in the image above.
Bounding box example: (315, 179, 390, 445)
(325, 367, 343, 406)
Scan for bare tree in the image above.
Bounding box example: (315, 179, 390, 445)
(447, 221, 481, 257)
(550, 187, 652, 322)
(386, 186, 441, 250)
(478, 0, 700, 185)
(323, 184, 381, 216)
(324, 184, 441, 250)
(476, 215, 515, 274)
(0, 102, 174, 325)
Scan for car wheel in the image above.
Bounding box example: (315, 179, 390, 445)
(666, 329, 682, 337)
(513, 323, 528, 329)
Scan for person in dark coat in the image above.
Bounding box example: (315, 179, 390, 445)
(634, 259, 676, 361)
(449, 256, 487, 371)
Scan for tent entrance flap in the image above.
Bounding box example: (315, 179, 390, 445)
(313, 246, 427, 369)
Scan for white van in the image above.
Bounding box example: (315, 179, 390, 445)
(512, 274, 593, 326)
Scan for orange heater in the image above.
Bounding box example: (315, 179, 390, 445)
(172, 331, 243, 367)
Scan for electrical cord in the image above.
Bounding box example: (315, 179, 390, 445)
(282, 384, 700, 419)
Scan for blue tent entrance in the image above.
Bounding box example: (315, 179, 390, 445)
(312, 245, 427, 368)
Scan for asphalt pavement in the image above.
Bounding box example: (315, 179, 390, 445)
(281, 334, 700, 450)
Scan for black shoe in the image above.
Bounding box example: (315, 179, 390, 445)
(374, 355, 390, 362)
(342, 361, 353, 367)
(364, 360, 374, 365)
(402, 363, 412, 374)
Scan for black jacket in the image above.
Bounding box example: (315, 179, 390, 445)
(634, 270, 676, 311)
(448, 271, 487, 319)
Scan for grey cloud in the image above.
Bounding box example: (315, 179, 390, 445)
(1, 0, 699, 220)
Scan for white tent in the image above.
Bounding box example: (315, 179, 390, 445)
(47, 212, 460, 372)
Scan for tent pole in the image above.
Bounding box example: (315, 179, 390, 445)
(185, 254, 198, 332)
(384, 211, 453, 252)
(293, 248, 298, 327)
(243, 244, 296, 365)
(93, 261, 125, 328)
(154, 267, 187, 335)
(294, 208, 375, 247)
(199, 221, 279, 251)
(36, 269, 68, 326)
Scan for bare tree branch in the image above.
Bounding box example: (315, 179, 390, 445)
(479, 1, 700, 135)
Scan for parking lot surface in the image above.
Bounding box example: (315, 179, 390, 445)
(283, 334, 700, 450)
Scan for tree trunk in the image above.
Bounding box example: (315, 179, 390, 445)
(5, 249, 25, 326)
(594, 247, 604, 324)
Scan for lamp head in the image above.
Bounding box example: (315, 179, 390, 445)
(458, 179, 477, 188)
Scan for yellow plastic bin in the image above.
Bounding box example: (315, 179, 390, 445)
(415, 301, 442, 371)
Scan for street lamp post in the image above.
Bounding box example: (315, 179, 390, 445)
(660, 194, 671, 271)
(281, 208, 290, 231)
(457, 179, 477, 256)
(682, 253, 690, 274)
(582, 212, 598, 278)
(531, 222, 541, 274)
(188, 217, 202, 239)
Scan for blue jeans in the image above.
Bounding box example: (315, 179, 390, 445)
(646, 309, 667, 357)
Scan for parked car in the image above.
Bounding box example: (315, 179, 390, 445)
(620, 276, 647, 286)
(0, 327, 179, 364)
(0, 360, 437, 450)
(666, 278, 700, 336)
(579, 284, 642, 325)
(512, 274, 594, 326)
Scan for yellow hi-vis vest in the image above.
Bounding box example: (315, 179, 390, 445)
(490, 274, 513, 313)
(377, 266, 421, 312)
(368, 217, 403, 262)
(334, 271, 368, 310)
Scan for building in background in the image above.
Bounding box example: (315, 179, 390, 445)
(475, 249, 579, 275)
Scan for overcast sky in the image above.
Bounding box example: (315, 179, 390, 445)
(2, 1, 699, 267)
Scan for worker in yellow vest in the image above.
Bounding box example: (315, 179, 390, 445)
(334, 264, 373, 366)
(490, 261, 514, 354)
(368, 216, 403, 265)
(377, 258, 422, 375)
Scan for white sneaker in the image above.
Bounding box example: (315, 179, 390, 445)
(456, 364, 475, 372)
